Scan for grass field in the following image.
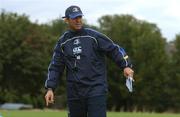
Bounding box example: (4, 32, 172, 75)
(0, 110, 180, 117)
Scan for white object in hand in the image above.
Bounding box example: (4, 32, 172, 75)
(126, 76, 134, 92)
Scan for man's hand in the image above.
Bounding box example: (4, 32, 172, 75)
(45, 89, 54, 106)
(123, 67, 134, 78)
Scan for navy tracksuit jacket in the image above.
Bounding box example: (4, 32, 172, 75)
(45, 27, 132, 100)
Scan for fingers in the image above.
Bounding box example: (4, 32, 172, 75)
(45, 90, 54, 106)
(45, 95, 49, 106)
(45, 95, 54, 106)
(45, 96, 49, 106)
(124, 67, 134, 78)
(49, 97, 54, 104)
(129, 69, 134, 77)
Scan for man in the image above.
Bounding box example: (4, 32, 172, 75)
(45, 5, 134, 117)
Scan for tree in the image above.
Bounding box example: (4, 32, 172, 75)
(98, 14, 169, 112)
(167, 34, 180, 112)
(0, 11, 53, 107)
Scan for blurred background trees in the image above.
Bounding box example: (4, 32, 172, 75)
(0, 11, 54, 108)
(0, 11, 179, 112)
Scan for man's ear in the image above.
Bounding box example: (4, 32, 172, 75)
(64, 18, 69, 24)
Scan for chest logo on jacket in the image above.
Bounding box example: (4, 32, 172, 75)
(73, 39, 80, 45)
(73, 39, 82, 60)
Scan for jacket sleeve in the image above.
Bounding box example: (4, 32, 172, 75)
(96, 33, 132, 69)
(45, 39, 65, 90)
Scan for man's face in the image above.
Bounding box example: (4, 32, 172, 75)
(66, 16, 83, 31)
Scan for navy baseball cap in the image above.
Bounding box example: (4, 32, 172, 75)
(62, 5, 83, 19)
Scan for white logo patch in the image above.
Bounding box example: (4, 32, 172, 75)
(73, 46, 82, 55)
(73, 39, 80, 45)
(72, 7, 79, 12)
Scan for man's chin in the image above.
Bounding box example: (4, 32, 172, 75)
(75, 26, 82, 30)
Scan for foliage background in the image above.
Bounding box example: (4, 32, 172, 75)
(0, 11, 179, 112)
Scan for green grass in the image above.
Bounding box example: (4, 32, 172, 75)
(0, 110, 180, 117)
